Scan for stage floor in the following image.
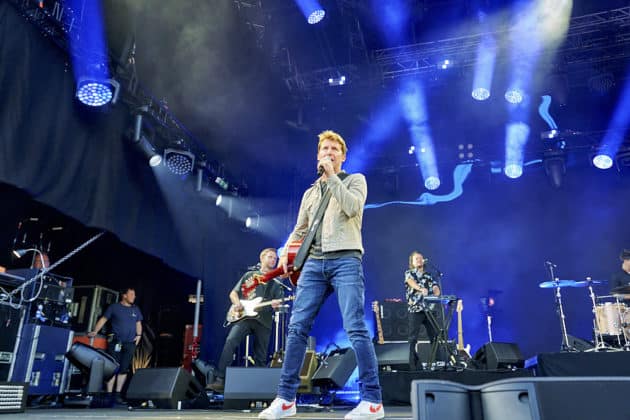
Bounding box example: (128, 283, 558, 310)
(4, 406, 412, 419)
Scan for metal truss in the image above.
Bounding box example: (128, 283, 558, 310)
(373, 6, 630, 81)
(9, 0, 245, 193)
(232, 0, 265, 49)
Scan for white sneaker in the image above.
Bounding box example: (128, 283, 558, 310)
(258, 397, 297, 419)
(344, 401, 385, 420)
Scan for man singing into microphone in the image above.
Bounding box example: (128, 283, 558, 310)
(405, 251, 440, 370)
(207, 248, 284, 391)
(259, 130, 384, 420)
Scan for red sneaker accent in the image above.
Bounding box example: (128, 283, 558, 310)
(282, 402, 295, 411)
(369, 404, 382, 413)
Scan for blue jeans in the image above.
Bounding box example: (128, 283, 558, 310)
(277, 257, 382, 403)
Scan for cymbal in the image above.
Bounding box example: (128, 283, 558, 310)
(611, 285, 630, 295)
(539, 279, 576, 288)
(572, 279, 607, 287)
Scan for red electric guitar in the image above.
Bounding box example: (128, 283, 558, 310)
(241, 241, 302, 296)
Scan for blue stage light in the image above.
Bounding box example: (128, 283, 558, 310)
(504, 122, 530, 179)
(472, 87, 490, 101)
(592, 153, 613, 170)
(295, 0, 325, 24)
(504, 88, 524, 104)
(307, 9, 325, 24)
(504, 163, 523, 179)
(164, 149, 195, 175)
(76, 78, 119, 107)
(424, 176, 441, 190)
(472, 34, 496, 101)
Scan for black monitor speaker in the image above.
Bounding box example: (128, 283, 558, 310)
(126, 367, 209, 409)
(473, 342, 524, 370)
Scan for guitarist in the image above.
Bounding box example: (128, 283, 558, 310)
(260, 130, 384, 420)
(405, 251, 441, 371)
(207, 248, 284, 391)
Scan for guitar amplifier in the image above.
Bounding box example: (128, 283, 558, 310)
(373, 301, 430, 342)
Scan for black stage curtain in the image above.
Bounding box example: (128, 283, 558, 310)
(0, 3, 274, 360)
(0, 2, 197, 276)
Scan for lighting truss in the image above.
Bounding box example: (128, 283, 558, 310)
(9, 0, 245, 194)
(373, 6, 630, 81)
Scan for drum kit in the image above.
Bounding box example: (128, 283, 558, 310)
(539, 263, 630, 351)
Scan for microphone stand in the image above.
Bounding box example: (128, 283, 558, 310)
(426, 261, 446, 325)
(545, 262, 574, 352)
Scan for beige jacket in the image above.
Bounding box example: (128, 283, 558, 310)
(286, 172, 367, 254)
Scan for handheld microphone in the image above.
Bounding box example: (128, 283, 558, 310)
(317, 157, 331, 177)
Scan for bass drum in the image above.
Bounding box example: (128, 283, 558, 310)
(623, 310, 630, 340)
(595, 302, 626, 336)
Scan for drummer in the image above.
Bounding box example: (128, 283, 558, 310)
(610, 249, 630, 299)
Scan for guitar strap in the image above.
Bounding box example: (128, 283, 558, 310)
(292, 172, 349, 271)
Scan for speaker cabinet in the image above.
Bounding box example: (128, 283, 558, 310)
(224, 367, 282, 410)
(411, 376, 630, 420)
(126, 367, 208, 409)
(481, 377, 630, 420)
(474, 342, 524, 370)
(411, 380, 475, 420)
(312, 348, 356, 389)
(379, 301, 410, 341)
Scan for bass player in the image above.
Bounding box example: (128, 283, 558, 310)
(207, 248, 284, 391)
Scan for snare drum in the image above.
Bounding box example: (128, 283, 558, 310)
(595, 302, 627, 335)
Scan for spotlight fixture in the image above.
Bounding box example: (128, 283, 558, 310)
(424, 176, 440, 190)
(295, 0, 325, 24)
(592, 153, 613, 170)
(504, 163, 523, 179)
(472, 87, 490, 101)
(245, 215, 260, 229)
(543, 149, 566, 188)
(133, 135, 162, 167)
(164, 149, 195, 175)
(76, 77, 120, 107)
(307, 9, 325, 24)
(504, 88, 524, 104)
(328, 75, 346, 86)
(541, 129, 559, 139)
(438, 59, 452, 70)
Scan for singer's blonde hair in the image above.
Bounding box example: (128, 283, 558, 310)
(318, 130, 347, 155)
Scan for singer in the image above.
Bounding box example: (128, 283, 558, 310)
(260, 130, 384, 420)
(207, 248, 284, 391)
(405, 251, 441, 371)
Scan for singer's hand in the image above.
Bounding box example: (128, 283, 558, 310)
(317, 156, 334, 177)
(432, 285, 441, 296)
(271, 299, 281, 309)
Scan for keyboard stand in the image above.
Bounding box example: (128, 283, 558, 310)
(423, 296, 457, 368)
